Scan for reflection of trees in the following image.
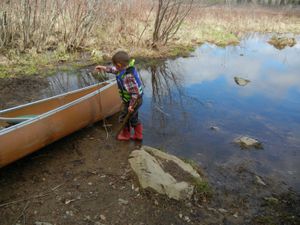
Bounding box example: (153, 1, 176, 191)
(150, 63, 184, 105)
(148, 62, 210, 134)
(46, 69, 108, 97)
(149, 63, 186, 130)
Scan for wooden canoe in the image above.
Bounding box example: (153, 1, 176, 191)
(0, 79, 122, 168)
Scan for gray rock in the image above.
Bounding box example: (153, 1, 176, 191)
(142, 146, 202, 180)
(255, 175, 266, 186)
(218, 208, 228, 213)
(128, 146, 203, 200)
(118, 198, 129, 205)
(234, 77, 251, 86)
(234, 136, 263, 149)
(210, 126, 220, 131)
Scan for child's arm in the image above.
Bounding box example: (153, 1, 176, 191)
(95, 65, 118, 74)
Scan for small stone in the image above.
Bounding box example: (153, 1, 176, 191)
(65, 211, 74, 217)
(34, 210, 38, 215)
(100, 214, 106, 221)
(84, 215, 91, 221)
(118, 198, 128, 205)
(88, 182, 93, 186)
(234, 136, 262, 149)
(234, 77, 251, 86)
(210, 126, 220, 131)
(154, 200, 159, 205)
(255, 175, 266, 186)
(179, 213, 183, 218)
(65, 199, 76, 205)
(233, 212, 238, 218)
(184, 216, 191, 222)
(218, 208, 228, 213)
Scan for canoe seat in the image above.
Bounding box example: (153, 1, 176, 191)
(0, 115, 38, 125)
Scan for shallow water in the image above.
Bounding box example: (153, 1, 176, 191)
(3, 34, 299, 191)
(140, 34, 300, 190)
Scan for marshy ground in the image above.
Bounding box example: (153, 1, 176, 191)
(1, 2, 300, 225)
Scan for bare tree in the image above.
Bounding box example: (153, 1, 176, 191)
(152, 0, 194, 48)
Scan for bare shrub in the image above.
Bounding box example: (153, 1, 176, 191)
(152, 0, 194, 48)
(0, 0, 61, 51)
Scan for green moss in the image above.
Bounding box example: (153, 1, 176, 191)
(192, 178, 213, 198)
(182, 158, 199, 170)
(169, 45, 195, 58)
(0, 66, 9, 78)
(200, 25, 239, 47)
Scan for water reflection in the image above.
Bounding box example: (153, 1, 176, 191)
(139, 34, 300, 190)
(44, 68, 111, 97)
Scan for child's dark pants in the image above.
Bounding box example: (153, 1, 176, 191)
(119, 98, 143, 128)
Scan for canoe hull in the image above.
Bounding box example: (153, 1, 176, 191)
(0, 81, 122, 168)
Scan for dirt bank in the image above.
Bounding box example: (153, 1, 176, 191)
(0, 76, 299, 225)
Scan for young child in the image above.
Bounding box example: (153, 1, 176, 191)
(95, 51, 143, 141)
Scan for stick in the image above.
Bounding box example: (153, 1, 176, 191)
(0, 183, 63, 208)
(13, 201, 29, 225)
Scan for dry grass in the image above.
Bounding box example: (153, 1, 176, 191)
(89, 4, 300, 57)
(0, 1, 300, 77)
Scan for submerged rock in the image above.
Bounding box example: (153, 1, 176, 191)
(255, 175, 266, 186)
(210, 126, 220, 131)
(234, 136, 263, 149)
(234, 77, 251, 86)
(268, 36, 296, 50)
(128, 146, 203, 200)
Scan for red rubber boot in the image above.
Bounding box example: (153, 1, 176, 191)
(132, 123, 143, 141)
(117, 127, 131, 141)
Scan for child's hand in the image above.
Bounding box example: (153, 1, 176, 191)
(95, 65, 107, 72)
(128, 106, 134, 113)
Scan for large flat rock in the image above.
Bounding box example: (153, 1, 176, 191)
(129, 146, 203, 200)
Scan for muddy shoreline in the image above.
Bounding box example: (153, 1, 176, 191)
(0, 76, 299, 225)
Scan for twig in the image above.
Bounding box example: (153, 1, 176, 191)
(102, 119, 110, 140)
(0, 183, 63, 208)
(13, 201, 30, 225)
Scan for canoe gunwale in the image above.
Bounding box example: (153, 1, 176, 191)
(0, 79, 115, 115)
(0, 79, 116, 136)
